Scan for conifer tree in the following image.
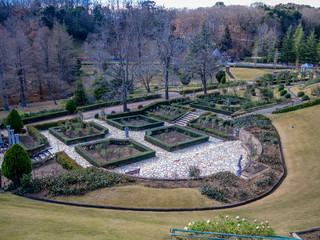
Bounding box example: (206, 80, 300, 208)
(4, 109, 23, 133)
(220, 25, 232, 52)
(280, 25, 294, 64)
(305, 30, 318, 64)
(293, 23, 306, 66)
(73, 80, 88, 106)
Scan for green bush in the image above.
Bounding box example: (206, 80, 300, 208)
(273, 98, 320, 114)
(55, 152, 82, 170)
(255, 178, 274, 187)
(216, 70, 226, 83)
(221, 75, 226, 84)
(285, 93, 291, 99)
(4, 109, 24, 133)
(200, 184, 227, 202)
(297, 91, 305, 97)
(65, 99, 77, 113)
(186, 215, 276, 237)
(26, 126, 48, 145)
(1, 144, 32, 185)
(73, 81, 88, 106)
(278, 85, 284, 91)
(301, 95, 310, 101)
(279, 90, 287, 96)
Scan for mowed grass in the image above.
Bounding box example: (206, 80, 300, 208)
(53, 185, 224, 208)
(229, 67, 291, 82)
(1, 105, 320, 239)
(290, 82, 320, 99)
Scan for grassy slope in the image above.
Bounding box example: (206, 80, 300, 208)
(229, 68, 291, 82)
(1, 105, 320, 239)
(290, 82, 320, 99)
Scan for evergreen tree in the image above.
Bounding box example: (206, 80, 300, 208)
(267, 36, 278, 63)
(73, 81, 88, 106)
(280, 25, 294, 64)
(220, 25, 232, 52)
(1, 144, 32, 185)
(4, 109, 23, 133)
(293, 23, 306, 66)
(305, 30, 318, 64)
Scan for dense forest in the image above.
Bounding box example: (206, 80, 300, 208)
(0, 0, 320, 109)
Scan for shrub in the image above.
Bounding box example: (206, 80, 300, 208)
(4, 109, 24, 133)
(221, 75, 226, 84)
(189, 166, 201, 178)
(297, 91, 305, 97)
(94, 113, 99, 118)
(137, 105, 143, 109)
(278, 85, 284, 91)
(255, 178, 274, 187)
(111, 111, 116, 114)
(273, 98, 320, 114)
(55, 152, 82, 170)
(279, 90, 287, 96)
(200, 184, 228, 202)
(73, 81, 88, 106)
(216, 70, 226, 83)
(26, 126, 48, 145)
(301, 95, 310, 101)
(1, 144, 32, 185)
(285, 93, 291, 99)
(65, 99, 77, 113)
(186, 215, 276, 237)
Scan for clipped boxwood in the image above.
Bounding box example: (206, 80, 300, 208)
(75, 138, 155, 168)
(144, 125, 209, 152)
(301, 95, 310, 101)
(297, 91, 305, 97)
(187, 119, 228, 139)
(32, 118, 80, 130)
(285, 93, 291, 99)
(273, 98, 320, 114)
(55, 152, 82, 170)
(278, 85, 285, 91)
(280, 90, 287, 96)
(106, 115, 164, 131)
(18, 126, 49, 156)
(49, 121, 108, 145)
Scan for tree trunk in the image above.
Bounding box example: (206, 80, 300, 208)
(58, 54, 66, 99)
(203, 61, 207, 94)
(0, 63, 9, 110)
(38, 78, 43, 100)
(45, 48, 53, 100)
(165, 67, 169, 100)
(18, 48, 26, 107)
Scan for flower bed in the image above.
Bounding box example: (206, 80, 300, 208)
(75, 138, 155, 168)
(144, 125, 209, 152)
(146, 105, 191, 122)
(49, 119, 108, 145)
(106, 115, 164, 131)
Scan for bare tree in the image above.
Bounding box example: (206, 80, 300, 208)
(0, 28, 10, 110)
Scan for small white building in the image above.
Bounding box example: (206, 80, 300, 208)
(300, 63, 314, 72)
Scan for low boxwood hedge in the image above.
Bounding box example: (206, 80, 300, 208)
(75, 138, 155, 168)
(144, 125, 209, 152)
(55, 151, 82, 170)
(187, 120, 228, 139)
(189, 102, 233, 115)
(272, 98, 320, 114)
(49, 121, 108, 145)
(106, 115, 164, 131)
(19, 125, 49, 156)
(32, 118, 80, 130)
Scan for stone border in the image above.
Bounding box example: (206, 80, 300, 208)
(290, 227, 320, 239)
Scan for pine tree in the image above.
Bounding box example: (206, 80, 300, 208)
(73, 80, 88, 106)
(280, 25, 294, 64)
(305, 30, 318, 64)
(267, 36, 278, 63)
(220, 25, 232, 52)
(4, 109, 24, 134)
(293, 23, 306, 66)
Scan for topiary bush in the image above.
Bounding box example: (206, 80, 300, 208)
(4, 109, 24, 133)
(216, 70, 226, 83)
(1, 144, 32, 185)
(285, 93, 291, 99)
(65, 99, 77, 113)
(297, 91, 305, 97)
(280, 90, 287, 96)
(278, 85, 284, 91)
(301, 95, 310, 101)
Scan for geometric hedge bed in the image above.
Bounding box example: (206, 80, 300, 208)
(75, 138, 156, 168)
(49, 121, 109, 145)
(106, 114, 164, 131)
(144, 125, 209, 152)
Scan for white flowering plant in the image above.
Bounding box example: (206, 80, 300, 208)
(185, 214, 276, 237)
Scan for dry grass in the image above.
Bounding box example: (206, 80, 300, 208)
(290, 82, 320, 99)
(229, 67, 291, 82)
(1, 105, 320, 239)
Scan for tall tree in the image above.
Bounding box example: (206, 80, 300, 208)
(0, 28, 10, 110)
(292, 23, 306, 66)
(219, 25, 232, 53)
(280, 25, 294, 64)
(305, 29, 318, 64)
(187, 22, 217, 94)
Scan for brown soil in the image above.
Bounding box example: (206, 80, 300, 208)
(150, 107, 183, 119)
(19, 135, 38, 148)
(194, 118, 233, 134)
(117, 117, 151, 126)
(297, 230, 320, 240)
(32, 159, 67, 179)
(85, 144, 142, 165)
(57, 126, 100, 139)
(152, 130, 194, 144)
(244, 161, 268, 175)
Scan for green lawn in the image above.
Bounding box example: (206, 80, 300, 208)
(1, 105, 320, 239)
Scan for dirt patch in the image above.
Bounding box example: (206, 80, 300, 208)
(32, 159, 67, 179)
(116, 117, 151, 126)
(296, 230, 320, 240)
(152, 129, 194, 144)
(85, 143, 142, 165)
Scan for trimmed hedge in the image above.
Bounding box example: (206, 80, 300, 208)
(144, 125, 209, 152)
(297, 91, 305, 97)
(106, 97, 188, 119)
(49, 121, 108, 145)
(106, 115, 164, 131)
(190, 102, 233, 115)
(75, 138, 155, 168)
(179, 85, 218, 94)
(187, 121, 228, 139)
(55, 152, 82, 170)
(146, 105, 192, 122)
(272, 98, 320, 114)
(32, 118, 80, 130)
(18, 126, 49, 156)
(19, 94, 161, 124)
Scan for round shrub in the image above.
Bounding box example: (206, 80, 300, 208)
(111, 111, 116, 114)
(137, 105, 143, 109)
(65, 99, 77, 113)
(280, 90, 287, 96)
(94, 113, 99, 118)
(278, 85, 284, 91)
(221, 75, 226, 84)
(216, 70, 226, 83)
(1, 144, 32, 185)
(4, 109, 24, 134)
(301, 95, 310, 101)
(297, 91, 305, 97)
(285, 93, 291, 99)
